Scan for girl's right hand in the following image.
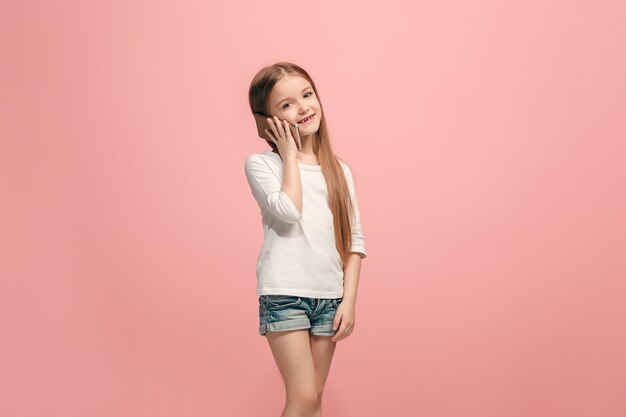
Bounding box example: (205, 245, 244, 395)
(265, 115, 301, 160)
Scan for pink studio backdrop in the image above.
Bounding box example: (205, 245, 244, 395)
(1, 1, 625, 416)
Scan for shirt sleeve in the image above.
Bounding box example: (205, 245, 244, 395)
(342, 163, 367, 259)
(244, 154, 303, 224)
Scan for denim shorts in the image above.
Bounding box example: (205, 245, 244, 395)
(259, 294, 344, 336)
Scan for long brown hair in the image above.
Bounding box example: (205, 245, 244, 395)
(248, 62, 355, 264)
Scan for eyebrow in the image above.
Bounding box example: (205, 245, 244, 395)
(276, 87, 313, 107)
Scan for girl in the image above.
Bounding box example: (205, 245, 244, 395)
(244, 62, 367, 417)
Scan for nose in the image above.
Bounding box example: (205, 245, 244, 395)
(297, 101, 310, 114)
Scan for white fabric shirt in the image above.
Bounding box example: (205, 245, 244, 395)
(244, 149, 367, 298)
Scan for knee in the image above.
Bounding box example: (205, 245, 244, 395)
(287, 387, 319, 409)
(315, 387, 324, 404)
(310, 389, 324, 417)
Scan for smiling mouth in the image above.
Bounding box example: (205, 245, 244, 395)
(298, 114, 315, 124)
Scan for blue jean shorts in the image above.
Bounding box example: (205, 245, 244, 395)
(259, 295, 344, 336)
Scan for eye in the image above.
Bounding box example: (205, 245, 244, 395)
(281, 92, 314, 109)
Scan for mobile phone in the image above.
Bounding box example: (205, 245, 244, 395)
(254, 112, 300, 143)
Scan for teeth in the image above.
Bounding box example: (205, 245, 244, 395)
(300, 115, 313, 123)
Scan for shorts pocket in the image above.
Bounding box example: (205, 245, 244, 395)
(331, 297, 344, 308)
(265, 294, 302, 309)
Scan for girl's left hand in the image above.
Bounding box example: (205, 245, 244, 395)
(331, 300, 355, 342)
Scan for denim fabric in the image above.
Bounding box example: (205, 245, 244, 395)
(259, 294, 344, 336)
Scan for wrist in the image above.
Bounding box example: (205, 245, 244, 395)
(342, 295, 356, 304)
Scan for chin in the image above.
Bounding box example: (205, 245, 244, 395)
(300, 127, 319, 135)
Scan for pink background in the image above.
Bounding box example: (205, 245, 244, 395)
(2, 1, 625, 416)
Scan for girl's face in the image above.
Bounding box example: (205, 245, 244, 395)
(267, 74, 322, 136)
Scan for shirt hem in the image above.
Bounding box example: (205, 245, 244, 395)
(258, 287, 344, 299)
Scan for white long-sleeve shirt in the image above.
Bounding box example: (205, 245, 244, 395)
(244, 149, 367, 298)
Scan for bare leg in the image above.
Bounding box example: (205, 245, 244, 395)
(309, 335, 337, 417)
(266, 329, 318, 417)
